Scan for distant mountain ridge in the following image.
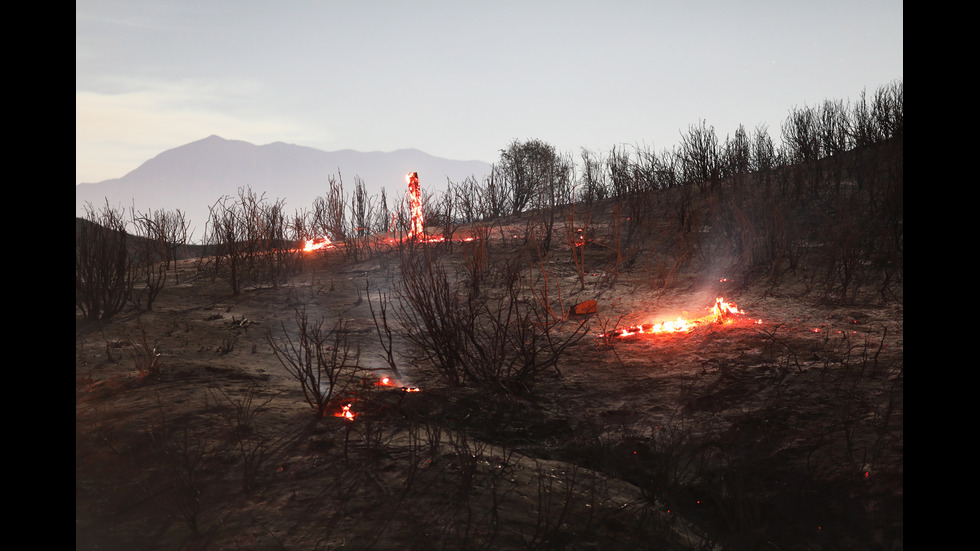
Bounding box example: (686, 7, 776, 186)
(76, 135, 493, 238)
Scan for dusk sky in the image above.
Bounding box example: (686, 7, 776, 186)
(76, 0, 902, 185)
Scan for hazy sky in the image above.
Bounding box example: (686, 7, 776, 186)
(76, 0, 902, 185)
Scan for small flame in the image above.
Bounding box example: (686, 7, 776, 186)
(335, 402, 355, 421)
(711, 298, 742, 322)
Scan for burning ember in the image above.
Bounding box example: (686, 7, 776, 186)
(373, 375, 421, 393)
(599, 298, 750, 339)
(329, 375, 422, 421)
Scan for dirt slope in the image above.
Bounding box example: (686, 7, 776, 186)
(77, 238, 903, 550)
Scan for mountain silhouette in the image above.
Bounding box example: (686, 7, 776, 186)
(76, 135, 493, 239)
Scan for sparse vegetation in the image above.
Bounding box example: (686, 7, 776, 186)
(75, 201, 135, 322)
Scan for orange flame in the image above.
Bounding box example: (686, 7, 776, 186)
(407, 172, 424, 240)
(302, 236, 333, 252)
(711, 298, 742, 322)
(599, 297, 749, 339)
(335, 402, 355, 421)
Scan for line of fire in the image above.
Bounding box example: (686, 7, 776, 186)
(598, 297, 763, 340)
(301, 171, 461, 254)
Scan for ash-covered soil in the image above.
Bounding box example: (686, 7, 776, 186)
(76, 241, 902, 550)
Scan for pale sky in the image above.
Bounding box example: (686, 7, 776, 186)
(76, 0, 903, 185)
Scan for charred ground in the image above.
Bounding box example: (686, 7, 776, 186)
(77, 132, 902, 550)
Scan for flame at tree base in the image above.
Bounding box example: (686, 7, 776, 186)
(599, 298, 750, 339)
(299, 172, 485, 250)
(329, 375, 423, 420)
